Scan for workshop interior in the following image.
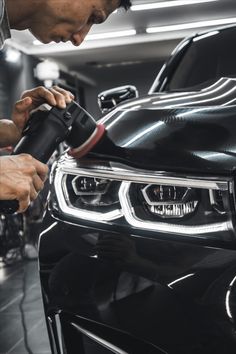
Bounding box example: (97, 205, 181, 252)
(1, 1, 236, 353)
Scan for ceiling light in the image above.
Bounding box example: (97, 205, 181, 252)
(131, 0, 218, 11)
(146, 17, 236, 33)
(85, 29, 136, 41)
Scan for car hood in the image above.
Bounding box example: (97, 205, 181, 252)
(92, 77, 236, 175)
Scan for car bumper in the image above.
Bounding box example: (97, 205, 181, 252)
(39, 210, 236, 354)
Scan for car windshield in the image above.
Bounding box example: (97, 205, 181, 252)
(165, 26, 236, 92)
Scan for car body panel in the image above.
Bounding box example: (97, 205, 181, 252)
(94, 78, 236, 174)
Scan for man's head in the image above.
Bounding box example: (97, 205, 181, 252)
(7, 0, 132, 46)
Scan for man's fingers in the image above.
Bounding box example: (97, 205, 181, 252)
(31, 157, 49, 182)
(0, 155, 48, 214)
(17, 154, 48, 182)
(48, 87, 66, 108)
(21, 86, 56, 106)
(18, 199, 30, 213)
(11, 98, 32, 132)
(52, 86, 75, 103)
(13, 178, 31, 213)
(13, 86, 74, 133)
(32, 174, 44, 194)
(21, 86, 74, 109)
(49, 86, 74, 108)
(19, 173, 44, 212)
(14, 97, 33, 113)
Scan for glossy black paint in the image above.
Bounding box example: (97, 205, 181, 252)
(39, 25, 236, 354)
(93, 78, 236, 174)
(39, 212, 236, 354)
(150, 24, 236, 93)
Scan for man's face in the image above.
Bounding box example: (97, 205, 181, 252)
(29, 0, 120, 46)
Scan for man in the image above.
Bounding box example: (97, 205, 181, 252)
(0, 0, 132, 213)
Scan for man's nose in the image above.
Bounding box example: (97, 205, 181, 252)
(71, 32, 84, 46)
(71, 25, 92, 46)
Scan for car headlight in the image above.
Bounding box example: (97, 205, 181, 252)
(119, 181, 232, 236)
(50, 156, 236, 241)
(52, 158, 123, 222)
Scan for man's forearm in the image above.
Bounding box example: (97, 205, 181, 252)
(0, 119, 21, 147)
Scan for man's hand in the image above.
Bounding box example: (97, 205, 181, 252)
(0, 155, 48, 213)
(12, 86, 74, 133)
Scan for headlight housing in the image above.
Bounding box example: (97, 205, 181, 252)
(50, 156, 236, 242)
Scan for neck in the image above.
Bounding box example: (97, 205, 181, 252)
(6, 0, 40, 30)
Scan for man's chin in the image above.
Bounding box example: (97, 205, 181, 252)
(30, 30, 51, 44)
(37, 37, 63, 44)
(39, 39, 51, 44)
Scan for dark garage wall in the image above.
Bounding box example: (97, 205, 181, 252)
(0, 46, 40, 118)
(0, 46, 164, 121)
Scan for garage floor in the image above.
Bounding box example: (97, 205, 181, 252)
(0, 259, 50, 354)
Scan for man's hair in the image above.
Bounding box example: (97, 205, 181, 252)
(119, 0, 132, 10)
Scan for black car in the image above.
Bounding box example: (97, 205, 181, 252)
(39, 25, 236, 354)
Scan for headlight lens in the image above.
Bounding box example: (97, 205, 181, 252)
(68, 175, 120, 210)
(51, 157, 235, 240)
(141, 185, 199, 218)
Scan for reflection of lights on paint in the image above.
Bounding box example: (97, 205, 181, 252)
(106, 106, 142, 131)
(226, 290, 232, 319)
(222, 98, 236, 106)
(106, 111, 127, 130)
(176, 107, 211, 118)
(120, 98, 152, 110)
(160, 92, 191, 100)
(72, 323, 125, 353)
(195, 151, 226, 160)
(225, 275, 236, 320)
(168, 273, 195, 288)
(99, 98, 152, 125)
(166, 85, 236, 108)
(40, 222, 58, 237)
(171, 40, 190, 57)
(129, 105, 142, 111)
(193, 30, 219, 42)
(149, 63, 168, 93)
(122, 121, 164, 147)
(152, 79, 229, 106)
